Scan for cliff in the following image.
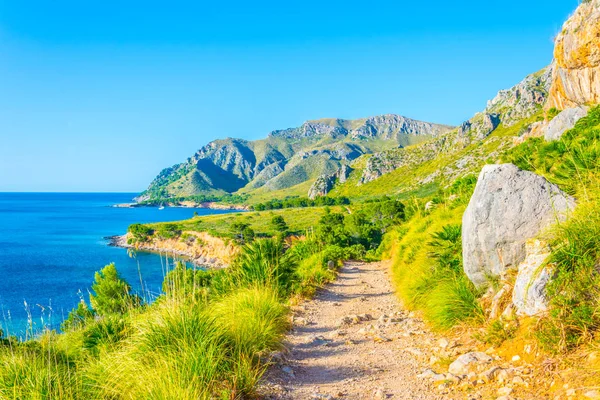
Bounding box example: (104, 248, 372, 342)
(547, 0, 600, 109)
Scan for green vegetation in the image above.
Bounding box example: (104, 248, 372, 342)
(252, 196, 350, 211)
(379, 178, 484, 330)
(504, 106, 600, 352)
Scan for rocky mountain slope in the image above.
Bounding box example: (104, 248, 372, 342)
(547, 0, 600, 109)
(139, 115, 453, 200)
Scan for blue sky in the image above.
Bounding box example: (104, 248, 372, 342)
(0, 0, 579, 192)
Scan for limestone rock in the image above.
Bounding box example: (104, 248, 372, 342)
(547, 0, 600, 109)
(544, 106, 588, 141)
(307, 165, 354, 199)
(512, 239, 553, 316)
(462, 164, 574, 287)
(308, 174, 335, 200)
(448, 352, 493, 375)
(458, 113, 500, 141)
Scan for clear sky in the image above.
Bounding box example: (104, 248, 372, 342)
(0, 0, 579, 192)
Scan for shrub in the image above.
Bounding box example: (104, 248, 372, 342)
(128, 223, 154, 242)
(89, 263, 141, 315)
(536, 199, 600, 352)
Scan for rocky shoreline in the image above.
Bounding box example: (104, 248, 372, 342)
(107, 232, 235, 269)
(112, 201, 249, 211)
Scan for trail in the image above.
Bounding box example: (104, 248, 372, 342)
(261, 261, 461, 400)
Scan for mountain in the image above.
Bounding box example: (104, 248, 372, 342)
(138, 115, 454, 200)
(141, 0, 600, 205)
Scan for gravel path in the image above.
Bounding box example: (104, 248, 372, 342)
(261, 261, 459, 400)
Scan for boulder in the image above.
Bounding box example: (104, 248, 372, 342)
(462, 164, 574, 287)
(544, 106, 588, 141)
(512, 240, 553, 316)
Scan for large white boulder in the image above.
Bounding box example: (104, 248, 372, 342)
(462, 164, 574, 287)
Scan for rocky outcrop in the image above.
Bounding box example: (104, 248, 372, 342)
(458, 113, 501, 141)
(456, 67, 553, 145)
(512, 239, 553, 316)
(486, 67, 553, 127)
(308, 174, 335, 200)
(462, 164, 574, 287)
(547, 0, 600, 109)
(308, 165, 354, 199)
(114, 231, 238, 268)
(544, 106, 589, 141)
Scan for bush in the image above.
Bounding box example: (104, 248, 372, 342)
(89, 263, 141, 315)
(536, 199, 600, 352)
(128, 223, 154, 242)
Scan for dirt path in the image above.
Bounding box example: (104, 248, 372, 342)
(261, 261, 462, 400)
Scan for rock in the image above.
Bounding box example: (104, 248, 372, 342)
(512, 239, 553, 316)
(373, 388, 386, 399)
(458, 113, 501, 140)
(585, 390, 600, 399)
(327, 260, 336, 270)
(498, 387, 513, 396)
(511, 355, 521, 362)
(417, 368, 439, 379)
(438, 338, 450, 349)
(512, 376, 525, 386)
(294, 316, 310, 326)
(490, 284, 512, 320)
(311, 393, 334, 400)
(479, 366, 502, 383)
(281, 365, 295, 377)
(566, 388, 576, 397)
(496, 369, 513, 384)
(547, 0, 600, 109)
(308, 174, 336, 200)
(448, 352, 493, 375)
(544, 106, 589, 141)
(462, 164, 575, 287)
(373, 334, 391, 343)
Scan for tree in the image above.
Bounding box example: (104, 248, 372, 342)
(271, 215, 288, 234)
(128, 223, 154, 242)
(62, 300, 95, 331)
(89, 263, 140, 315)
(230, 222, 255, 244)
(316, 212, 349, 246)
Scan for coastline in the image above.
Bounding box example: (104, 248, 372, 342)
(107, 232, 237, 269)
(112, 201, 249, 211)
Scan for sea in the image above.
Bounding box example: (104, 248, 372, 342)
(0, 192, 237, 338)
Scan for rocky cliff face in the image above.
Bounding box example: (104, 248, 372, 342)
(269, 115, 453, 143)
(308, 165, 353, 199)
(547, 0, 600, 109)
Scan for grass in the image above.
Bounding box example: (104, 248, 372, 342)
(380, 187, 484, 330)
(503, 106, 600, 352)
(0, 235, 345, 399)
(145, 206, 343, 240)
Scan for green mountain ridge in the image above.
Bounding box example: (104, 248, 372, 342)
(138, 114, 454, 201)
(140, 65, 553, 204)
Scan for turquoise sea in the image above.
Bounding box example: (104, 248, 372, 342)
(0, 193, 235, 338)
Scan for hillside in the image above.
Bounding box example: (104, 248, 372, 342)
(138, 115, 454, 201)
